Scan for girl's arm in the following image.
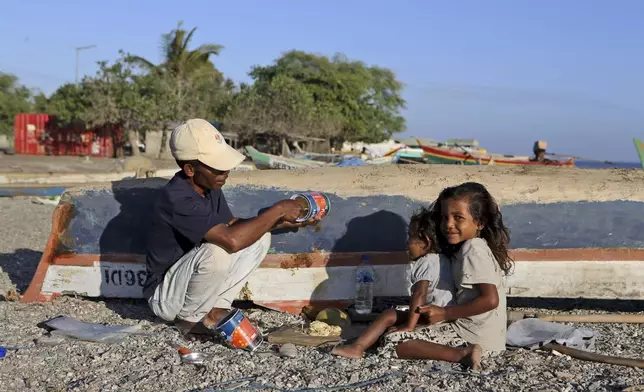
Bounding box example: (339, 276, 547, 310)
(407, 280, 429, 329)
(416, 283, 499, 323)
(388, 280, 429, 333)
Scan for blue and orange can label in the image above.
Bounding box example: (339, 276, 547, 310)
(291, 192, 331, 222)
(215, 309, 262, 351)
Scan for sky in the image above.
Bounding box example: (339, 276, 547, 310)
(2, 0, 643, 161)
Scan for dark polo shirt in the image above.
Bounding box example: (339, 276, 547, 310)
(143, 171, 233, 296)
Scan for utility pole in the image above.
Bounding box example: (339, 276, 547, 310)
(75, 44, 97, 83)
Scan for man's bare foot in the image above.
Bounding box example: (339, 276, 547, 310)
(330, 345, 364, 359)
(460, 344, 482, 371)
(174, 319, 216, 341)
(203, 308, 230, 328)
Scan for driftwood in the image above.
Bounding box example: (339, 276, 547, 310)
(508, 311, 644, 324)
(543, 343, 644, 369)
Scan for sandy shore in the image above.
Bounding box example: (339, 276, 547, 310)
(3, 155, 643, 204)
(227, 164, 644, 204)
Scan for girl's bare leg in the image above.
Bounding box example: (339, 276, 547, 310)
(396, 340, 482, 370)
(332, 309, 400, 359)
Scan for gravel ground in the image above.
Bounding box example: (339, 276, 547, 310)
(0, 198, 643, 392)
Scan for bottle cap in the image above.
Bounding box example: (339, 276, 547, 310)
(360, 255, 370, 263)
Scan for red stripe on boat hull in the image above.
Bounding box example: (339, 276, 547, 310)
(44, 248, 644, 268)
(420, 145, 574, 167)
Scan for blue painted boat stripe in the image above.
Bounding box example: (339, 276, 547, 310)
(54, 185, 644, 256)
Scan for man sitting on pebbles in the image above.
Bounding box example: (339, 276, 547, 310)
(143, 119, 317, 339)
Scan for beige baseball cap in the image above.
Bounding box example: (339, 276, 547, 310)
(170, 119, 245, 171)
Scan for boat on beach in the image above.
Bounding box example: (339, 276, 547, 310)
(246, 145, 397, 169)
(244, 146, 331, 170)
(291, 151, 345, 164)
(21, 172, 644, 313)
(417, 139, 575, 167)
(384, 146, 426, 164)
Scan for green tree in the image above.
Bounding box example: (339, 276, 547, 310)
(248, 50, 406, 143)
(47, 83, 91, 126)
(82, 58, 159, 156)
(143, 68, 199, 156)
(32, 92, 49, 113)
(125, 58, 233, 157)
(127, 21, 224, 79)
(224, 74, 341, 141)
(0, 72, 36, 136)
(124, 22, 234, 155)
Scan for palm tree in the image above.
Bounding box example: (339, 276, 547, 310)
(128, 21, 224, 79)
(125, 22, 227, 158)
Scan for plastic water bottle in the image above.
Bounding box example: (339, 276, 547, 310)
(355, 255, 375, 315)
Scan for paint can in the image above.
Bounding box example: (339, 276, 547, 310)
(290, 192, 331, 222)
(214, 309, 263, 352)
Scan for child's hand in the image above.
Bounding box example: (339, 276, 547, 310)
(387, 326, 414, 333)
(416, 304, 447, 324)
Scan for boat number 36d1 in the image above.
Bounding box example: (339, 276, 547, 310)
(103, 268, 147, 287)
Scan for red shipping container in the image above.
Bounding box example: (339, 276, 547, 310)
(14, 113, 123, 158)
(13, 113, 53, 155)
(50, 125, 122, 158)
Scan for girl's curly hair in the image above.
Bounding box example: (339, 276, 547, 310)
(431, 182, 514, 275)
(409, 206, 441, 254)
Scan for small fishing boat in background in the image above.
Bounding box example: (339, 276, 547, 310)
(246, 145, 400, 169)
(365, 154, 397, 165)
(244, 146, 331, 170)
(291, 151, 345, 164)
(417, 139, 575, 167)
(385, 146, 426, 164)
